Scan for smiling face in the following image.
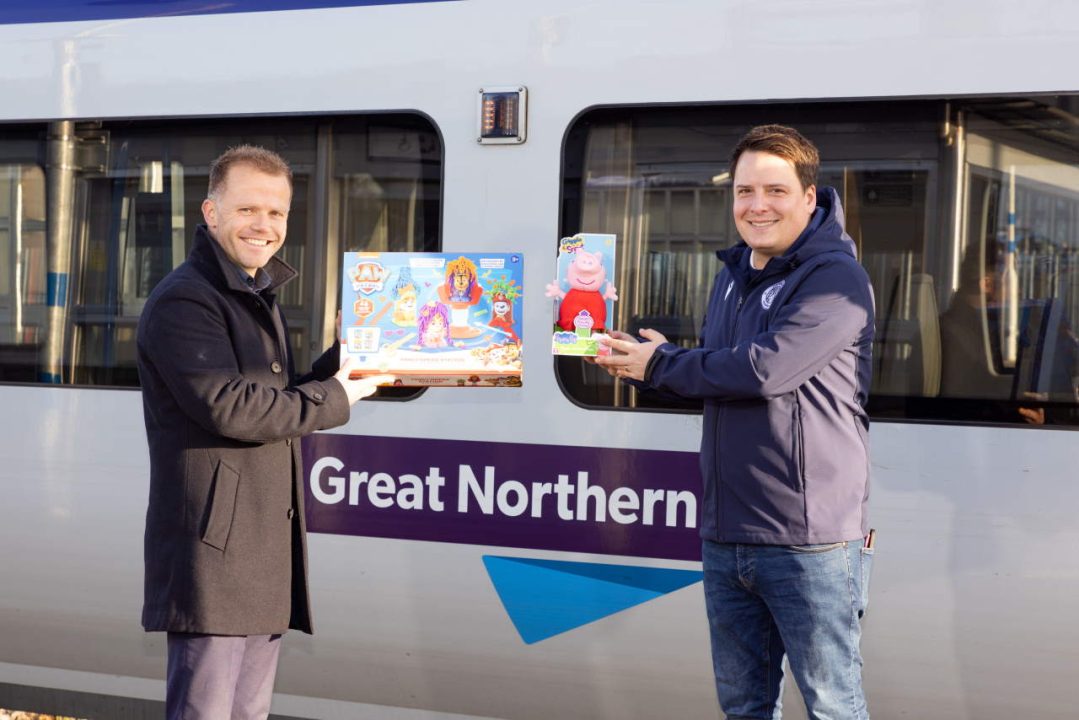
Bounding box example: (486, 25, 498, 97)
(201, 163, 291, 276)
(426, 314, 447, 342)
(732, 150, 816, 268)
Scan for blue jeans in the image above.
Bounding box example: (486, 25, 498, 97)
(702, 540, 872, 720)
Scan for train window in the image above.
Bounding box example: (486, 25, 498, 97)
(560, 97, 1079, 426)
(0, 115, 442, 391)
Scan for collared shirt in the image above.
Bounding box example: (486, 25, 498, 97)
(234, 265, 273, 295)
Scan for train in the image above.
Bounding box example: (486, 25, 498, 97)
(1, 1, 1078, 718)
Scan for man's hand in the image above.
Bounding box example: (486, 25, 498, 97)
(333, 357, 394, 405)
(1018, 391, 1047, 425)
(1017, 406, 1046, 425)
(594, 328, 668, 382)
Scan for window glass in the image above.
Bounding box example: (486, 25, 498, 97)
(331, 116, 442, 399)
(560, 98, 1079, 426)
(935, 103, 1079, 424)
(0, 163, 46, 382)
(334, 119, 441, 253)
(0, 115, 442, 389)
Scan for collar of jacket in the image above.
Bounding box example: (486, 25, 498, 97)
(188, 224, 299, 296)
(716, 186, 854, 291)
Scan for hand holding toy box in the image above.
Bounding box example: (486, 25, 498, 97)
(546, 233, 617, 356)
(341, 252, 524, 387)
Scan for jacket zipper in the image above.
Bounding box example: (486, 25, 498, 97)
(793, 394, 805, 493)
(717, 289, 746, 536)
(728, 293, 745, 347)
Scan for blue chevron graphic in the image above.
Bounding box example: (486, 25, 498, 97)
(482, 556, 703, 644)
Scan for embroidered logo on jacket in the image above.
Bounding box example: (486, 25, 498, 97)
(761, 280, 785, 310)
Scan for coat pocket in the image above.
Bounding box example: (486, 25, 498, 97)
(791, 395, 805, 493)
(858, 545, 874, 619)
(202, 460, 240, 551)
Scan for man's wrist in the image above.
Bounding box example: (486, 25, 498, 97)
(643, 343, 674, 384)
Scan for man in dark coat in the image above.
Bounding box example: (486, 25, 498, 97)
(137, 145, 390, 720)
(597, 126, 875, 719)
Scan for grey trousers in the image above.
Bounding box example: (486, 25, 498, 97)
(166, 633, 282, 720)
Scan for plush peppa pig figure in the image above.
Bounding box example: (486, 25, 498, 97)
(546, 249, 618, 331)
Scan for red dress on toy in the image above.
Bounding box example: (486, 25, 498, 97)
(557, 289, 608, 332)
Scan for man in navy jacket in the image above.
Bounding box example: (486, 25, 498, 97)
(598, 125, 875, 719)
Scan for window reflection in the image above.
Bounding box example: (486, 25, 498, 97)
(331, 119, 441, 400)
(0, 115, 442, 389)
(939, 114, 1079, 423)
(0, 164, 46, 382)
(68, 125, 320, 386)
(561, 97, 1079, 426)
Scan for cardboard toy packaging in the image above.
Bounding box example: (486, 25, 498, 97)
(546, 233, 617, 356)
(341, 252, 523, 387)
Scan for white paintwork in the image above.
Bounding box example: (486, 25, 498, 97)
(1, 2, 1078, 719)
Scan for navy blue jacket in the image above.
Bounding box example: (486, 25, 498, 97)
(645, 187, 874, 544)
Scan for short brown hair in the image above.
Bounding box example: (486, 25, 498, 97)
(207, 145, 292, 199)
(729, 124, 819, 191)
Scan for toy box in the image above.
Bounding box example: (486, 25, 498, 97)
(341, 252, 523, 387)
(545, 233, 617, 356)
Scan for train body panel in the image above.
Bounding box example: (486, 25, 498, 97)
(1, 2, 1078, 718)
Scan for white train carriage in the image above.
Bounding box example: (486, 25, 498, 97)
(1, 1, 1078, 718)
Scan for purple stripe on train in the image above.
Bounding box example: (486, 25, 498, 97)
(303, 434, 703, 562)
(0, 0, 456, 26)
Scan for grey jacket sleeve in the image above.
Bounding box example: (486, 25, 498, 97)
(647, 260, 873, 400)
(139, 291, 350, 443)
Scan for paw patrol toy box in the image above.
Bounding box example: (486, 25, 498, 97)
(545, 233, 617, 356)
(341, 252, 524, 387)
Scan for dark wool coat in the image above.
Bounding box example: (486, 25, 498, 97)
(137, 225, 349, 635)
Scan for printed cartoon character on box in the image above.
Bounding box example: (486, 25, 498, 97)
(471, 342, 522, 369)
(417, 301, 450, 348)
(484, 275, 522, 343)
(494, 342, 521, 368)
(437, 256, 484, 338)
(391, 267, 418, 327)
(545, 248, 618, 332)
(488, 293, 518, 342)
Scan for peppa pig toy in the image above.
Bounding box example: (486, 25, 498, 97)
(546, 233, 617, 356)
